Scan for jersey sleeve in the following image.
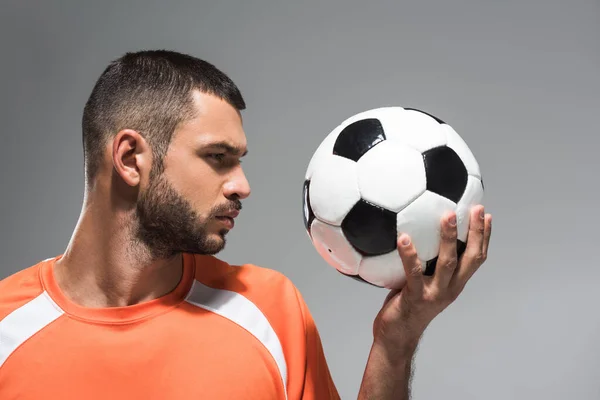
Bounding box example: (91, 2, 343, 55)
(293, 287, 341, 400)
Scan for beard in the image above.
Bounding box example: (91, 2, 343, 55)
(132, 171, 241, 260)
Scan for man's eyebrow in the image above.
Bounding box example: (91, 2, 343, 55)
(202, 141, 248, 156)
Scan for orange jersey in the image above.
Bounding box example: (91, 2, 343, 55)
(0, 254, 340, 400)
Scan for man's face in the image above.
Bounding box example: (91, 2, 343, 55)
(134, 91, 250, 259)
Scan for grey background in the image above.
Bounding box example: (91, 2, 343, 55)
(1, 0, 599, 399)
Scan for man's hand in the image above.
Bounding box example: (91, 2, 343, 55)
(374, 204, 492, 349)
(358, 205, 492, 399)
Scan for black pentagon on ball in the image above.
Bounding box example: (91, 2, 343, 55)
(403, 107, 446, 124)
(302, 179, 315, 234)
(333, 118, 386, 162)
(338, 270, 385, 288)
(423, 146, 468, 203)
(424, 240, 467, 276)
(341, 199, 397, 256)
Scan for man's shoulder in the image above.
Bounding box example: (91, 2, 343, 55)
(0, 258, 49, 320)
(190, 254, 304, 315)
(192, 254, 295, 290)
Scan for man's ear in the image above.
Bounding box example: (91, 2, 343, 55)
(112, 129, 152, 187)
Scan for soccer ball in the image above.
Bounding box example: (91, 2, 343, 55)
(302, 107, 484, 290)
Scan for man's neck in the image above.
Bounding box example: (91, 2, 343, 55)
(53, 203, 184, 309)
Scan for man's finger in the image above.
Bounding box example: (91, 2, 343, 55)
(482, 213, 492, 258)
(453, 205, 486, 286)
(431, 211, 459, 289)
(397, 234, 424, 298)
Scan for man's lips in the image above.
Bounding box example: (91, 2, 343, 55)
(215, 209, 240, 229)
(216, 210, 240, 219)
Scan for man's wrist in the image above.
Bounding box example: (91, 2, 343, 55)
(371, 334, 420, 367)
(358, 337, 419, 400)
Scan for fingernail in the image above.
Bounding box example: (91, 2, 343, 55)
(401, 235, 410, 246)
(480, 208, 485, 219)
(449, 215, 457, 226)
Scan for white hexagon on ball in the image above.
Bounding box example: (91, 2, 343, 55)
(309, 155, 361, 226)
(356, 140, 426, 213)
(359, 251, 407, 289)
(310, 219, 362, 275)
(379, 107, 447, 153)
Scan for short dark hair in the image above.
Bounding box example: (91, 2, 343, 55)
(82, 50, 246, 185)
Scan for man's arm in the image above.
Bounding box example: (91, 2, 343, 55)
(358, 339, 417, 399)
(357, 205, 492, 400)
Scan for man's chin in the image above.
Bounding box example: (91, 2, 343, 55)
(196, 232, 227, 255)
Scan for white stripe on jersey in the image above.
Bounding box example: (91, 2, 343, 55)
(185, 280, 288, 400)
(0, 291, 64, 367)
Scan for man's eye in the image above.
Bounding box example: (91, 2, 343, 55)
(209, 153, 226, 162)
(206, 153, 242, 167)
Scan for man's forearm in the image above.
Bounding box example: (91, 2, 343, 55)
(357, 340, 418, 400)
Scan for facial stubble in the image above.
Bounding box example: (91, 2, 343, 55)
(133, 172, 239, 260)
